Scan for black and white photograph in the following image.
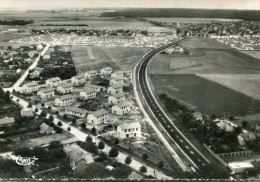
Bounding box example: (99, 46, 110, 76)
(0, 0, 260, 181)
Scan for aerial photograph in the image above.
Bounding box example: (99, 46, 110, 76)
(0, 0, 260, 180)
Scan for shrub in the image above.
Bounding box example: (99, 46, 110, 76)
(27, 103, 32, 108)
(63, 114, 67, 119)
(41, 103, 45, 107)
(142, 153, 148, 161)
(86, 135, 93, 142)
(139, 165, 147, 173)
(34, 108, 38, 112)
(81, 122, 86, 129)
(114, 138, 119, 145)
(72, 118, 76, 125)
(157, 160, 164, 168)
(40, 111, 47, 118)
(49, 115, 54, 122)
(57, 121, 62, 126)
(95, 152, 107, 162)
(16, 99, 19, 102)
(48, 106, 52, 110)
(109, 147, 119, 158)
(55, 111, 59, 115)
(67, 127, 71, 131)
(91, 127, 97, 135)
(98, 141, 105, 151)
(111, 165, 132, 179)
(125, 156, 132, 165)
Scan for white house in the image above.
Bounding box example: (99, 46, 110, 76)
(100, 67, 112, 75)
(110, 78, 123, 86)
(80, 88, 96, 100)
(57, 83, 73, 94)
(21, 108, 34, 117)
(107, 84, 123, 94)
(37, 87, 55, 99)
(111, 71, 123, 79)
(112, 101, 131, 115)
(228, 162, 254, 174)
(117, 122, 141, 139)
(71, 74, 85, 85)
(55, 94, 75, 107)
(86, 109, 108, 125)
(108, 92, 125, 104)
(22, 81, 39, 93)
(84, 83, 101, 92)
(46, 77, 61, 87)
(84, 70, 98, 79)
(65, 106, 88, 118)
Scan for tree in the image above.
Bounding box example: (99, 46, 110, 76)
(91, 127, 97, 135)
(57, 121, 62, 126)
(48, 140, 63, 150)
(111, 165, 132, 179)
(67, 127, 71, 131)
(49, 115, 54, 122)
(157, 160, 164, 168)
(41, 103, 45, 107)
(0, 87, 5, 100)
(55, 111, 59, 115)
(40, 111, 47, 118)
(16, 99, 19, 102)
(125, 156, 132, 165)
(48, 106, 52, 110)
(242, 120, 249, 129)
(27, 102, 32, 108)
(142, 153, 148, 161)
(114, 138, 119, 145)
(86, 135, 93, 142)
(81, 122, 86, 129)
(98, 141, 105, 151)
(63, 114, 67, 119)
(3, 91, 11, 103)
(72, 118, 76, 125)
(109, 147, 119, 158)
(139, 165, 147, 173)
(229, 116, 234, 121)
(34, 108, 38, 112)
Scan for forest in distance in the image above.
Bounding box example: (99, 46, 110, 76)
(101, 8, 260, 20)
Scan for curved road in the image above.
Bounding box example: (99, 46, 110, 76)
(135, 33, 228, 176)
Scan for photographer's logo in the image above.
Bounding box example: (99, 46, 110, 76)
(16, 155, 38, 166)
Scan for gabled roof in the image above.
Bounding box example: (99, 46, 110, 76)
(118, 122, 141, 130)
(0, 117, 15, 125)
(112, 71, 123, 75)
(70, 149, 86, 163)
(111, 92, 125, 98)
(66, 106, 87, 114)
(84, 83, 101, 89)
(91, 109, 108, 117)
(116, 101, 130, 108)
(82, 88, 96, 94)
(24, 81, 38, 87)
(39, 87, 55, 93)
(60, 83, 73, 88)
(47, 77, 61, 82)
(59, 94, 74, 100)
(111, 77, 123, 81)
(110, 84, 122, 89)
(74, 74, 85, 79)
(101, 67, 112, 71)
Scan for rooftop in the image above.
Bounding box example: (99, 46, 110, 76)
(110, 84, 122, 89)
(0, 117, 15, 125)
(82, 88, 96, 94)
(116, 101, 130, 108)
(39, 87, 55, 93)
(118, 122, 141, 130)
(24, 81, 38, 87)
(66, 106, 87, 114)
(60, 83, 73, 88)
(228, 162, 254, 169)
(47, 77, 61, 82)
(59, 94, 74, 100)
(111, 92, 125, 98)
(74, 74, 85, 79)
(84, 83, 101, 89)
(91, 109, 108, 117)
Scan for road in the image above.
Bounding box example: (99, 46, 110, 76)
(135, 33, 227, 176)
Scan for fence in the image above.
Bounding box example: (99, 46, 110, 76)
(203, 144, 228, 167)
(218, 150, 253, 158)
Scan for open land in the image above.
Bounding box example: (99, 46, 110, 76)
(240, 51, 260, 60)
(64, 46, 152, 72)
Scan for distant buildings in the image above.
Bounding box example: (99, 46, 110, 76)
(46, 77, 61, 87)
(37, 87, 55, 99)
(228, 161, 254, 174)
(107, 84, 123, 94)
(55, 94, 75, 107)
(237, 132, 256, 146)
(112, 101, 131, 115)
(108, 92, 125, 105)
(116, 122, 141, 139)
(111, 71, 123, 79)
(84, 70, 98, 79)
(39, 123, 53, 134)
(100, 67, 112, 75)
(71, 74, 85, 85)
(84, 83, 101, 92)
(86, 109, 108, 125)
(80, 89, 97, 100)
(22, 81, 39, 93)
(65, 106, 87, 118)
(57, 83, 73, 94)
(110, 78, 123, 86)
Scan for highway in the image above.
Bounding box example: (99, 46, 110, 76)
(135, 33, 220, 175)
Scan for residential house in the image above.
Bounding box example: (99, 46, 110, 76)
(46, 77, 61, 87)
(22, 81, 39, 93)
(71, 74, 86, 85)
(70, 149, 94, 170)
(107, 84, 123, 94)
(116, 122, 141, 139)
(0, 117, 15, 127)
(30, 67, 43, 78)
(57, 83, 73, 94)
(39, 123, 52, 134)
(65, 106, 87, 118)
(193, 111, 203, 121)
(237, 132, 257, 146)
(108, 92, 125, 104)
(21, 108, 34, 117)
(228, 161, 254, 174)
(216, 120, 235, 133)
(111, 71, 123, 79)
(80, 89, 96, 100)
(110, 77, 123, 86)
(37, 87, 55, 99)
(84, 83, 101, 92)
(86, 109, 108, 125)
(55, 94, 75, 107)
(84, 70, 97, 79)
(112, 101, 131, 115)
(100, 67, 112, 75)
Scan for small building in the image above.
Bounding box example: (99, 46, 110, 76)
(193, 111, 203, 121)
(84, 83, 101, 92)
(107, 84, 123, 94)
(55, 94, 75, 107)
(110, 77, 123, 86)
(86, 109, 109, 125)
(228, 161, 254, 174)
(0, 117, 15, 127)
(65, 106, 88, 118)
(80, 89, 96, 100)
(216, 120, 235, 133)
(100, 67, 112, 75)
(22, 81, 39, 93)
(111, 71, 123, 79)
(71, 74, 86, 85)
(21, 108, 34, 117)
(43, 54, 50, 60)
(108, 92, 125, 105)
(117, 122, 141, 139)
(37, 87, 55, 99)
(237, 132, 257, 146)
(70, 149, 94, 170)
(46, 77, 61, 87)
(57, 83, 73, 94)
(84, 70, 98, 79)
(112, 101, 131, 115)
(39, 123, 52, 134)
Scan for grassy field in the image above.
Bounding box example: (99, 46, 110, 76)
(240, 51, 260, 60)
(180, 37, 230, 49)
(65, 46, 152, 73)
(146, 17, 241, 23)
(0, 32, 31, 42)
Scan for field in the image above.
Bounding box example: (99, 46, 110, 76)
(64, 46, 152, 72)
(146, 17, 241, 23)
(240, 51, 260, 60)
(150, 74, 260, 117)
(0, 32, 31, 42)
(180, 37, 230, 49)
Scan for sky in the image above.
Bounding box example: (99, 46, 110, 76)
(0, 0, 260, 10)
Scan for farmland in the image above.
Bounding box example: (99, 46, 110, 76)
(64, 46, 152, 72)
(180, 37, 230, 49)
(240, 51, 260, 60)
(0, 32, 31, 42)
(150, 74, 260, 117)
